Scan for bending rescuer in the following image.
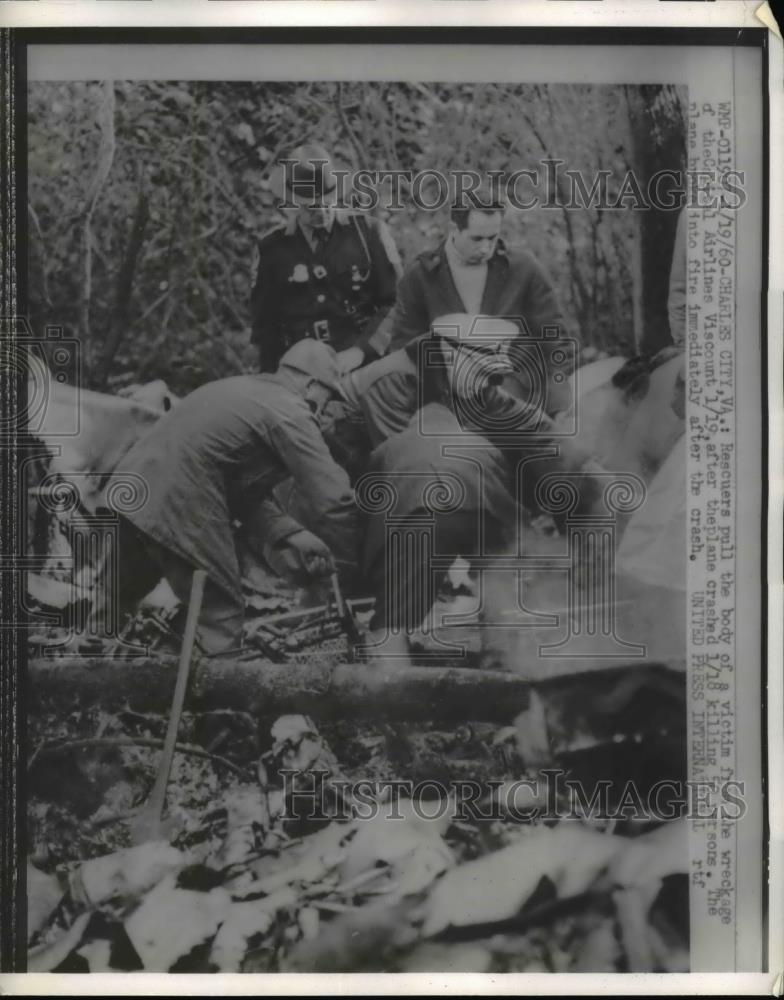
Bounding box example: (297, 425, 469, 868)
(92, 340, 358, 654)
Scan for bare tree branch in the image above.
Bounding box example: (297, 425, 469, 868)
(95, 174, 150, 388)
(80, 80, 116, 348)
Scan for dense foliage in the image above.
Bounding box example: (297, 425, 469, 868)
(27, 81, 686, 395)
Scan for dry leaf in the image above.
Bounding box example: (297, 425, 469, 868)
(270, 714, 341, 775)
(613, 885, 655, 971)
(26, 572, 89, 609)
(250, 822, 349, 893)
(254, 848, 339, 894)
(222, 784, 270, 829)
(339, 800, 455, 899)
(395, 839, 455, 898)
(217, 784, 271, 867)
(124, 874, 231, 970)
(606, 820, 688, 972)
(357, 794, 455, 841)
(422, 823, 620, 936)
(572, 917, 621, 971)
(513, 690, 551, 768)
(75, 937, 113, 972)
(209, 889, 296, 972)
(609, 818, 687, 889)
(27, 861, 64, 941)
(245, 593, 289, 613)
(445, 557, 475, 595)
(281, 898, 419, 972)
(139, 577, 179, 611)
(298, 906, 320, 941)
(71, 841, 188, 906)
(27, 911, 92, 973)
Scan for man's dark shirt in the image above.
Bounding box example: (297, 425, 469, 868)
(376, 238, 569, 354)
(250, 210, 402, 371)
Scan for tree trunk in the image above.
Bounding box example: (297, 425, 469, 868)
(625, 85, 686, 356)
(27, 656, 535, 724)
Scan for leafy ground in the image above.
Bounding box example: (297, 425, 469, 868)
(27, 673, 689, 974)
(26, 540, 689, 974)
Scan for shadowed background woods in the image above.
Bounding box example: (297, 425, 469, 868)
(27, 81, 686, 395)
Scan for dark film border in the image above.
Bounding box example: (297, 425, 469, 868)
(0, 23, 770, 975)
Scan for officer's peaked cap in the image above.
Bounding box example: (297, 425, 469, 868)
(279, 339, 348, 400)
(282, 143, 338, 198)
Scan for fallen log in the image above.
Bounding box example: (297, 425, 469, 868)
(27, 655, 535, 724)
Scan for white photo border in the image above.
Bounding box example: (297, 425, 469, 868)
(1, 3, 781, 995)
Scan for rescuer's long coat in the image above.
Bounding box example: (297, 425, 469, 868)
(120, 374, 357, 604)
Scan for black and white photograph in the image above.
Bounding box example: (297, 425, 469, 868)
(0, 6, 780, 992)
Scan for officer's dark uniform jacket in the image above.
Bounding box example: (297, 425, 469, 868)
(251, 210, 402, 371)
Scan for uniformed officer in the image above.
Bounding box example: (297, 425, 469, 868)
(250, 144, 403, 375)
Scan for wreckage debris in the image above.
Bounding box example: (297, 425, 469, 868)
(28, 710, 690, 974)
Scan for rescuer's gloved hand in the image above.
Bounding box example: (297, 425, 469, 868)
(269, 530, 334, 583)
(337, 346, 365, 375)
